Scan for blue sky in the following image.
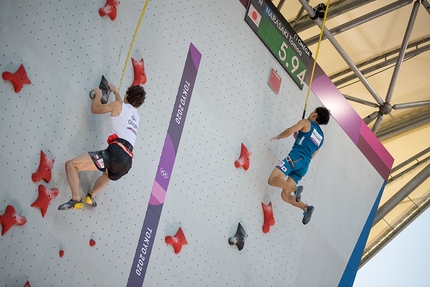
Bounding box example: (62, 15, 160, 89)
(353, 208, 430, 287)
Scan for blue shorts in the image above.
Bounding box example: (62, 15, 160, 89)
(276, 151, 310, 183)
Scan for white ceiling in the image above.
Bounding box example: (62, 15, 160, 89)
(274, 0, 430, 265)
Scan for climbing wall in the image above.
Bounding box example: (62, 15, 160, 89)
(0, 0, 391, 286)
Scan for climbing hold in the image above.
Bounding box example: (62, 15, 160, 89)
(261, 202, 275, 233)
(59, 250, 64, 258)
(31, 150, 55, 183)
(2, 64, 31, 93)
(89, 75, 111, 104)
(31, 185, 59, 217)
(131, 58, 147, 86)
(89, 239, 96, 247)
(228, 222, 248, 251)
(0, 205, 27, 236)
(234, 143, 251, 171)
(99, 0, 120, 21)
(165, 227, 187, 254)
(24, 281, 31, 287)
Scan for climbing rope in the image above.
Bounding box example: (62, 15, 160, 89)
(119, 0, 149, 91)
(302, 0, 330, 119)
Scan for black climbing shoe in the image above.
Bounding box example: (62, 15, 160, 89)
(302, 205, 314, 225)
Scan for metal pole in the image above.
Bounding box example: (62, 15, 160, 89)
(376, 109, 430, 140)
(373, 163, 430, 225)
(297, 0, 384, 106)
(390, 147, 430, 174)
(343, 94, 379, 108)
(291, 0, 310, 27)
(304, 0, 413, 46)
(277, 0, 286, 10)
(385, 0, 420, 103)
(372, 115, 384, 133)
(293, 0, 374, 33)
(393, 100, 430, 109)
(333, 44, 430, 87)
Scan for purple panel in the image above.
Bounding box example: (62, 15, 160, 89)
(126, 204, 162, 287)
(239, 0, 249, 8)
(126, 44, 202, 287)
(309, 64, 394, 180)
(311, 72, 362, 144)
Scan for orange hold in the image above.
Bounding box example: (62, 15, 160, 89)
(0, 205, 27, 236)
(31, 150, 55, 183)
(131, 58, 147, 86)
(31, 185, 59, 217)
(261, 202, 275, 233)
(165, 227, 187, 254)
(99, 0, 120, 20)
(234, 143, 251, 171)
(2, 64, 31, 93)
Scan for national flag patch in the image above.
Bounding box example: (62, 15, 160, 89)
(247, 4, 262, 27)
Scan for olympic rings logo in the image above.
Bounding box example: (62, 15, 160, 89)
(159, 167, 169, 179)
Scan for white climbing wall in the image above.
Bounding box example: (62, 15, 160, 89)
(0, 0, 389, 286)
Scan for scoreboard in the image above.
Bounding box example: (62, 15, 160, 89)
(245, 0, 312, 89)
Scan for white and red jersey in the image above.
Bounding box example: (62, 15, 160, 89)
(110, 103, 139, 146)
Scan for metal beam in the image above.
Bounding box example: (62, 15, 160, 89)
(363, 111, 379, 124)
(376, 109, 430, 140)
(371, 114, 384, 133)
(290, 0, 309, 26)
(390, 146, 430, 174)
(373, 163, 430, 225)
(388, 155, 430, 184)
(330, 36, 430, 82)
(297, 0, 384, 106)
(343, 94, 379, 108)
(393, 100, 430, 109)
(277, 0, 287, 10)
(291, 0, 375, 33)
(361, 196, 430, 267)
(385, 1, 420, 103)
(304, 0, 413, 47)
(332, 43, 430, 87)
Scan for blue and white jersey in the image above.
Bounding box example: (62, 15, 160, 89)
(291, 121, 324, 160)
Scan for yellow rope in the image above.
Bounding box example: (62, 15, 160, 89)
(302, 0, 330, 119)
(118, 0, 150, 91)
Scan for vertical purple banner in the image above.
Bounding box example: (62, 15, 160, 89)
(126, 43, 202, 287)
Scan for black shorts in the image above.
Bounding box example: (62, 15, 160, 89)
(88, 144, 132, 181)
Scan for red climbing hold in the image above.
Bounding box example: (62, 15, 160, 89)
(165, 227, 187, 254)
(31, 185, 59, 217)
(59, 250, 64, 258)
(261, 202, 275, 233)
(2, 64, 31, 93)
(234, 143, 251, 171)
(0, 205, 27, 236)
(131, 58, 147, 86)
(89, 239, 96, 247)
(99, 0, 120, 21)
(24, 281, 31, 287)
(32, 150, 55, 183)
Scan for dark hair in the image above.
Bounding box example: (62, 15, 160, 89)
(126, 85, 146, 108)
(315, 107, 330, 125)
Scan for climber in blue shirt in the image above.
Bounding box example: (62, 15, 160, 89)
(268, 107, 330, 225)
